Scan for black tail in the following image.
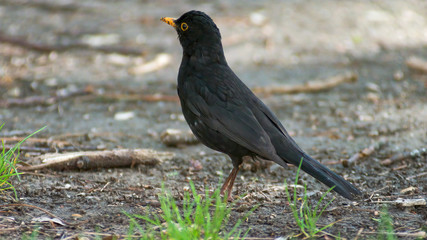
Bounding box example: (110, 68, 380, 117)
(296, 153, 361, 200)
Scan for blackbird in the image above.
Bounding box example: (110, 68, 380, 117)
(161, 11, 362, 200)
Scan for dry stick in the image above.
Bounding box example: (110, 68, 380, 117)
(0, 137, 70, 146)
(50, 131, 133, 140)
(252, 72, 357, 95)
(61, 232, 144, 240)
(362, 231, 426, 238)
(0, 86, 93, 107)
(369, 185, 391, 200)
(380, 147, 426, 166)
(342, 142, 378, 167)
(1, 137, 72, 152)
(407, 172, 427, 180)
(89, 93, 179, 102)
(392, 163, 407, 171)
(0, 32, 143, 56)
(0, 227, 20, 233)
(1, 145, 103, 154)
(0, 203, 83, 226)
(19, 149, 174, 171)
(370, 198, 426, 207)
(406, 56, 427, 73)
(354, 228, 364, 240)
(0, 145, 52, 153)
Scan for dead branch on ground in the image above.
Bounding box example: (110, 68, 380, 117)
(0, 32, 143, 56)
(371, 198, 426, 207)
(0, 85, 93, 107)
(342, 142, 383, 167)
(406, 172, 427, 180)
(18, 149, 174, 171)
(363, 231, 426, 238)
(252, 72, 357, 95)
(1, 137, 70, 147)
(84, 93, 179, 102)
(380, 147, 426, 166)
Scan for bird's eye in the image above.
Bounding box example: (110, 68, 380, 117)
(181, 22, 189, 31)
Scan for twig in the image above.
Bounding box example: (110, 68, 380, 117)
(406, 172, 427, 180)
(0, 145, 52, 153)
(252, 72, 357, 95)
(370, 198, 426, 207)
(86, 92, 179, 102)
(406, 56, 427, 73)
(362, 231, 426, 238)
(19, 172, 56, 177)
(0, 145, 103, 153)
(18, 149, 174, 171)
(392, 163, 407, 171)
(380, 147, 426, 166)
(61, 232, 143, 240)
(0, 227, 20, 233)
(323, 160, 342, 165)
(0, 32, 143, 55)
(0, 85, 93, 107)
(99, 182, 110, 192)
(353, 228, 364, 240)
(0, 137, 69, 145)
(369, 185, 391, 200)
(342, 142, 380, 167)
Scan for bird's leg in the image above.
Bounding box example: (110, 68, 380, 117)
(220, 167, 239, 201)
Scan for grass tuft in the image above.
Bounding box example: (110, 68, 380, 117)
(126, 181, 255, 239)
(0, 124, 45, 199)
(285, 158, 336, 238)
(374, 206, 397, 240)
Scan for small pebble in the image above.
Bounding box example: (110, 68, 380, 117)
(114, 111, 135, 121)
(394, 70, 404, 81)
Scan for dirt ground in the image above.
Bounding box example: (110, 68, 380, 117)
(1, 0, 426, 239)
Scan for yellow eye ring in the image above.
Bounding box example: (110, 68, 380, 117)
(181, 22, 188, 31)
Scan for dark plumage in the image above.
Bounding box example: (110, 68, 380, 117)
(161, 11, 362, 200)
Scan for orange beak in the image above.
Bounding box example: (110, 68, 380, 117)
(161, 17, 176, 27)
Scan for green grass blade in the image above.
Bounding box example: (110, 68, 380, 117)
(125, 180, 253, 239)
(284, 157, 337, 238)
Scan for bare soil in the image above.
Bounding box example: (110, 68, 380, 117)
(1, 0, 426, 239)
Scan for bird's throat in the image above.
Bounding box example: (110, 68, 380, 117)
(183, 44, 227, 66)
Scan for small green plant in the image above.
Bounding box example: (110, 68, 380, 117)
(285, 158, 336, 238)
(126, 181, 255, 239)
(374, 206, 397, 240)
(21, 225, 41, 240)
(0, 124, 45, 198)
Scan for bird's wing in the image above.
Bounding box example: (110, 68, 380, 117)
(254, 99, 304, 152)
(184, 81, 277, 159)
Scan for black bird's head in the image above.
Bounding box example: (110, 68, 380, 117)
(161, 11, 223, 55)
